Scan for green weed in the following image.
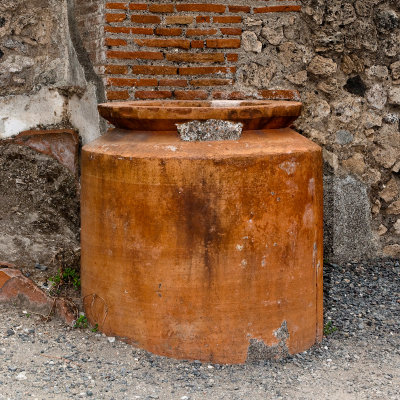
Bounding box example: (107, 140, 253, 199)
(74, 315, 89, 329)
(49, 267, 80, 293)
(324, 320, 338, 336)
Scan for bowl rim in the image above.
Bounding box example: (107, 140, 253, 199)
(98, 100, 303, 122)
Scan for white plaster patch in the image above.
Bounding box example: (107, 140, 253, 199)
(0, 87, 66, 138)
(68, 83, 101, 144)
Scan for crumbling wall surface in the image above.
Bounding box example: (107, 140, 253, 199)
(0, 0, 102, 271)
(73, 0, 106, 78)
(0, 0, 101, 144)
(0, 143, 80, 271)
(296, 0, 400, 261)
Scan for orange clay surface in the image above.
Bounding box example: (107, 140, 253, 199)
(81, 107, 323, 364)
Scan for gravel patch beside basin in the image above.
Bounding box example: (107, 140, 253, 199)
(0, 261, 399, 400)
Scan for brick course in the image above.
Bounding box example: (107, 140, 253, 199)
(103, 1, 302, 100)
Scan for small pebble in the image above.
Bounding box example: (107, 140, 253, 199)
(16, 372, 27, 381)
(35, 263, 48, 271)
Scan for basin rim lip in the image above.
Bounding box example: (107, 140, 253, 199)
(98, 99, 303, 121)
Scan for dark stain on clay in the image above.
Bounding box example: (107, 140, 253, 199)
(246, 321, 290, 363)
(179, 180, 222, 287)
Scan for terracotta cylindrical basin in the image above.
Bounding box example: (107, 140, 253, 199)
(81, 100, 323, 364)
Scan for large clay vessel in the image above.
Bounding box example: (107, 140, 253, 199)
(81, 100, 323, 364)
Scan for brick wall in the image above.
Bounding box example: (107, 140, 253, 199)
(103, 1, 301, 101)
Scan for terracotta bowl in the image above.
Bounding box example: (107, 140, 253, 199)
(82, 99, 324, 364)
(98, 100, 303, 131)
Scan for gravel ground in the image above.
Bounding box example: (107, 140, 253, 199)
(0, 261, 399, 400)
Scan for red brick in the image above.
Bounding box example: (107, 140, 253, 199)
(105, 38, 127, 47)
(174, 90, 208, 100)
(0, 268, 77, 326)
(228, 5, 250, 13)
(155, 27, 182, 36)
(132, 65, 177, 75)
(166, 53, 225, 63)
(165, 16, 193, 25)
(105, 13, 126, 23)
(212, 91, 247, 100)
(213, 16, 242, 23)
(179, 66, 235, 75)
(196, 16, 210, 23)
(159, 79, 188, 87)
(136, 79, 159, 87)
(105, 65, 129, 74)
(226, 53, 239, 62)
(131, 27, 154, 35)
(135, 91, 172, 99)
(191, 79, 233, 86)
(107, 90, 130, 100)
(129, 3, 147, 10)
(108, 78, 158, 86)
(254, 6, 302, 14)
(135, 38, 191, 49)
(12, 129, 79, 175)
(186, 28, 218, 37)
(108, 78, 134, 87)
(191, 40, 204, 48)
(176, 4, 225, 13)
(131, 15, 161, 24)
(107, 51, 164, 60)
(206, 39, 241, 49)
(220, 28, 242, 36)
(105, 26, 131, 34)
(149, 4, 174, 13)
(106, 3, 128, 10)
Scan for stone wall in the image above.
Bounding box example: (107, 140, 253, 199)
(0, 0, 102, 269)
(0, 0, 399, 263)
(0, 0, 102, 144)
(297, 0, 400, 261)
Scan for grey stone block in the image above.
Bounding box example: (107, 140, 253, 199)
(324, 174, 378, 262)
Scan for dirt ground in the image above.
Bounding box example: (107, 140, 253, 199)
(0, 143, 80, 299)
(0, 304, 398, 400)
(0, 261, 399, 400)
